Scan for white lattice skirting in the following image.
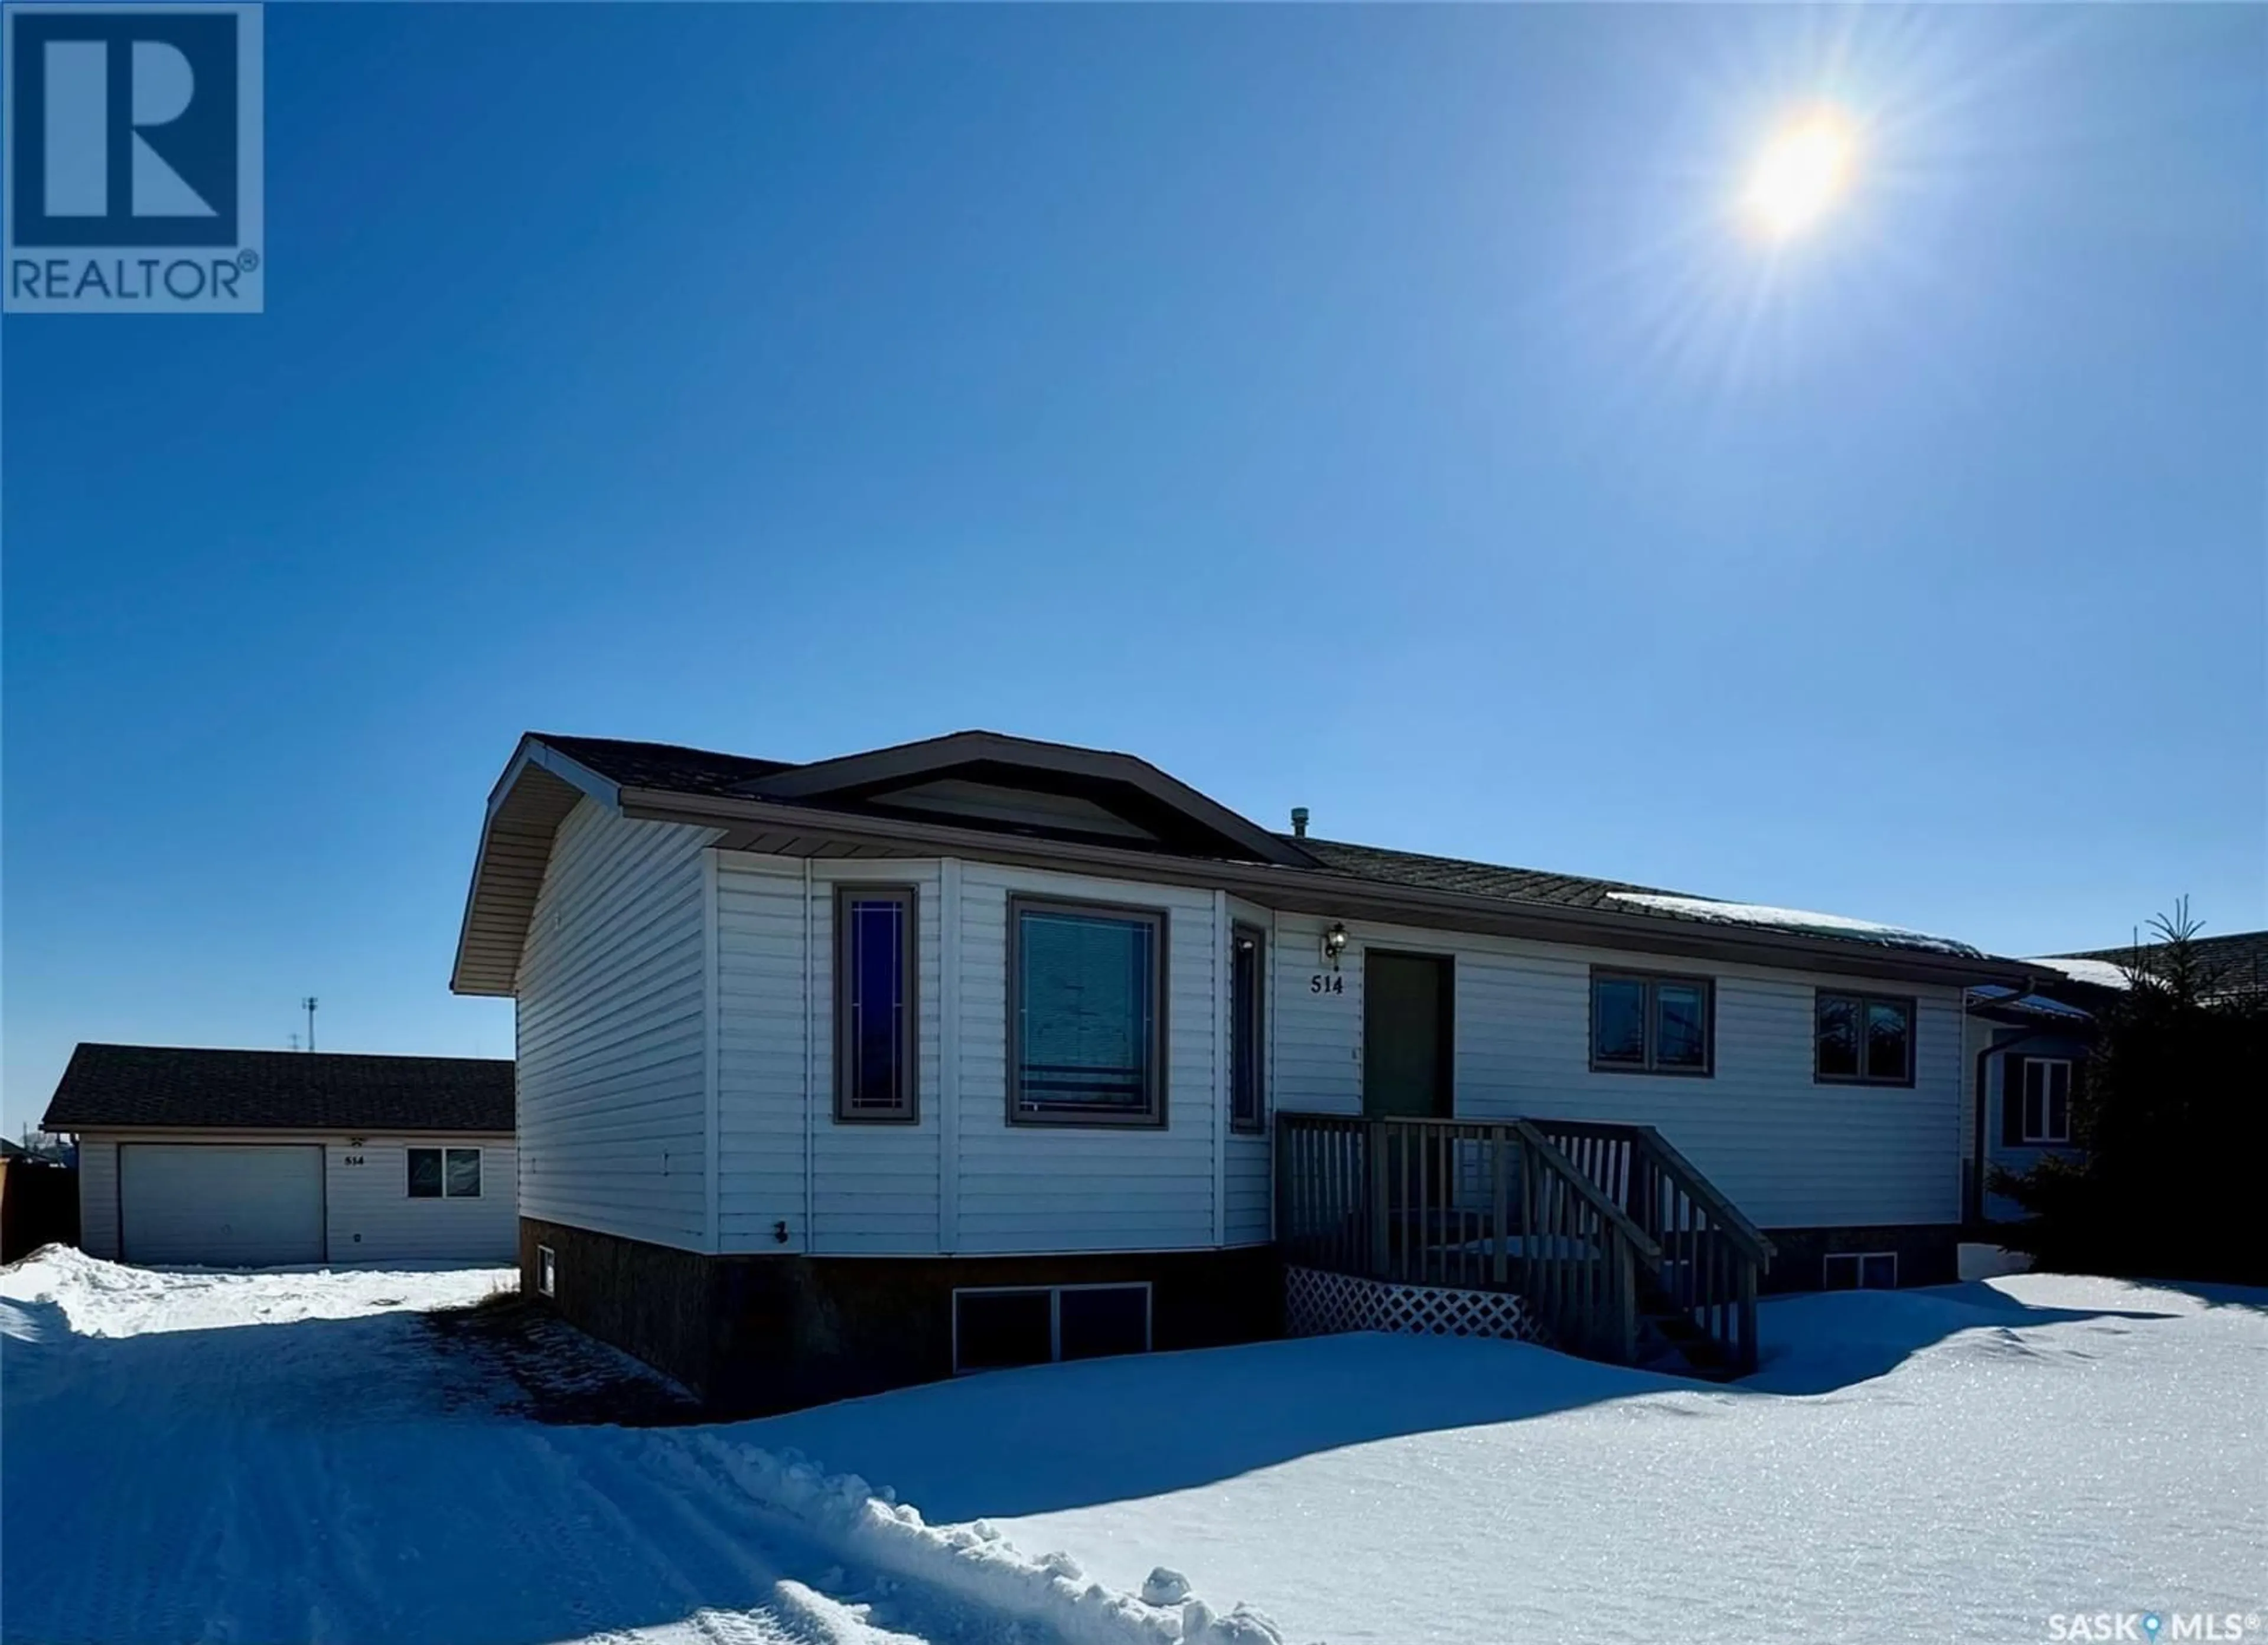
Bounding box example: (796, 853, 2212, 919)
(1283, 1265, 1554, 1347)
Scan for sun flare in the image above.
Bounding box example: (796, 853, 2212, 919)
(1744, 110, 1856, 240)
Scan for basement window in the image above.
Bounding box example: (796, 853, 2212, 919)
(407, 1147, 483, 1199)
(952, 1283, 1153, 1374)
(536, 1245, 556, 1298)
(1823, 1252, 1898, 1291)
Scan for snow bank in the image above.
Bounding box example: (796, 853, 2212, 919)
(0, 1245, 514, 1337)
(690, 1440, 1286, 1645)
(1606, 892, 1979, 955)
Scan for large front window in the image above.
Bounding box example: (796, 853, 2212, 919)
(1009, 897, 1166, 1125)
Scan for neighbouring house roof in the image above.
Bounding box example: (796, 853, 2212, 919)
(2044, 929, 2268, 998)
(454, 729, 2038, 996)
(43, 1045, 514, 1135)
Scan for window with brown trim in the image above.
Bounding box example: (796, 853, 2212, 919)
(1589, 970, 1714, 1075)
(1816, 991, 1915, 1085)
(835, 884, 918, 1122)
(1008, 896, 1166, 1127)
(1230, 923, 1266, 1134)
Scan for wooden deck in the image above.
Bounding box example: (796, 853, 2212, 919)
(1277, 1112, 1775, 1376)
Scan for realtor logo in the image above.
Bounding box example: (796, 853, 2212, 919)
(4, 2, 263, 311)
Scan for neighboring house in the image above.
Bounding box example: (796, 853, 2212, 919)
(1961, 928, 2267, 1226)
(454, 729, 2041, 1408)
(1960, 985, 2097, 1225)
(43, 1045, 516, 1267)
(2047, 929, 2268, 1003)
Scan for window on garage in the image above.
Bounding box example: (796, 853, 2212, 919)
(407, 1147, 483, 1199)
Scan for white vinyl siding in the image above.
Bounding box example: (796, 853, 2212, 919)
(714, 854, 820, 1252)
(711, 854, 1239, 1256)
(810, 866, 943, 1252)
(956, 864, 1221, 1254)
(1268, 913, 1964, 1229)
(561, 831, 1972, 1256)
(516, 799, 715, 1250)
(326, 1138, 517, 1263)
(77, 1138, 119, 1258)
(711, 856, 947, 1256)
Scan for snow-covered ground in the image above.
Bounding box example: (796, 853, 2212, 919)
(2, 1249, 1275, 1645)
(6, 1249, 2264, 1645)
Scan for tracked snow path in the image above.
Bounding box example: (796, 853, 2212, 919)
(0, 1252, 1276, 1645)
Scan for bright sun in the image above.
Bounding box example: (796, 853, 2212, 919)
(1744, 110, 1856, 240)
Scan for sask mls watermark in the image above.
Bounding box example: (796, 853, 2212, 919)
(4, 2, 262, 312)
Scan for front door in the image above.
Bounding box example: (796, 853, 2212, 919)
(1363, 951, 1454, 1118)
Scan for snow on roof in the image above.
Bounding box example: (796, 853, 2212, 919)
(2024, 956, 2133, 991)
(1604, 892, 1982, 957)
(1967, 985, 2095, 1021)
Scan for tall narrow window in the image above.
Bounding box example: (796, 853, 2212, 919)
(1230, 923, 1266, 1134)
(835, 884, 918, 1122)
(1589, 971, 1714, 1075)
(1009, 897, 1166, 1126)
(2019, 1058, 2072, 1144)
(1816, 992, 1915, 1086)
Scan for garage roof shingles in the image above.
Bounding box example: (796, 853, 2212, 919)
(45, 1045, 513, 1135)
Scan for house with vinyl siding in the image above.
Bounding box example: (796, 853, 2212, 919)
(454, 729, 2042, 1408)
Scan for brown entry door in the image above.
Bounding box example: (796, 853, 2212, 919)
(1363, 951, 1454, 1118)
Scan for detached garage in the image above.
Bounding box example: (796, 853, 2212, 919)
(43, 1044, 515, 1268)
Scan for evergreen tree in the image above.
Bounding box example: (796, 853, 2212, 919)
(1993, 901, 2268, 1284)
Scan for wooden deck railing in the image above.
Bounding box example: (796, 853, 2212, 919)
(1278, 1111, 1775, 1375)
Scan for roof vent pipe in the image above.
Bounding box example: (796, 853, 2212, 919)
(1290, 807, 1309, 838)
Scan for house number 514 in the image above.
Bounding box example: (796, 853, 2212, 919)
(1309, 973, 1344, 994)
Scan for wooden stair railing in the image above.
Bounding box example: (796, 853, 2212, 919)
(1277, 1111, 1776, 1376)
(1523, 1118, 1777, 1375)
(1275, 1114, 1661, 1370)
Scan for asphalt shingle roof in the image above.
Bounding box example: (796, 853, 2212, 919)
(526, 735, 1993, 961)
(44, 1045, 514, 1134)
(1288, 837, 1673, 910)
(537, 735, 792, 797)
(2051, 929, 2268, 996)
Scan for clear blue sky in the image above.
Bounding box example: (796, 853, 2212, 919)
(6, 5, 2263, 1131)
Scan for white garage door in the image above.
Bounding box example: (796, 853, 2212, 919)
(120, 1144, 325, 1267)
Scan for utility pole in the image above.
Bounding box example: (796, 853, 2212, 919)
(302, 997, 318, 1053)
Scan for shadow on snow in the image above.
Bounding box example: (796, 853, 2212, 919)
(0, 1278, 2189, 1645)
